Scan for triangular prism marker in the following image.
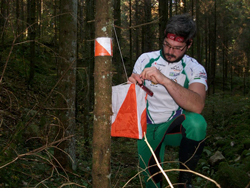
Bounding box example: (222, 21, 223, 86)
(95, 37, 113, 56)
(111, 84, 138, 138)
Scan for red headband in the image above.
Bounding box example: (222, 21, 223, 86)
(167, 33, 185, 42)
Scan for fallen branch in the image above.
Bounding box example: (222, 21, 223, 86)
(0, 135, 73, 169)
(149, 168, 221, 188)
(144, 133, 174, 188)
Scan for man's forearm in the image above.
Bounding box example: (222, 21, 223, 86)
(162, 77, 205, 113)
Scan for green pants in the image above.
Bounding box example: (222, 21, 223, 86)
(137, 112, 207, 188)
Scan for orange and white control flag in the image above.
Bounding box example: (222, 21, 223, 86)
(111, 83, 147, 139)
(95, 37, 113, 56)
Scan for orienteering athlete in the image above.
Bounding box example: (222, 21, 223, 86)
(128, 13, 208, 188)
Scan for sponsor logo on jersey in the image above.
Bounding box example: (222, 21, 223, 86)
(141, 58, 146, 63)
(171, 65, 182, 72)
(199, 70, 207, 79)
(150, 81, 157, 85)
(190, 68, 194, 76)
(154, 61, 166, 67)
(169, 72, 180, 77)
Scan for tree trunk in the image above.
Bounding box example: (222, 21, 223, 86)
(135, 0, 140, 58)
(196, 0, 201, 63)
(190, 0, 194, 57)
(16, 0, 20, 41)
(129, 0, 133, 72)
(54, 0, 77, 171)
(159, 0, 168, 43)
(183, 0, 187, 13)
(169, 0, 172, 18)
(82, 0, 95, 146)
(0, 0, 7, 46)
(53, 0, 58, 46)
(143, 0, 151, 52)
(113, 0, 123, 84)
(92, 0, 113, 187)
(211, 1, 217, 94)
(28, 0, 36, 85)
(21, 0, 24, 41)
(37, 0, 41, 39)
(175, 0, 178, 14)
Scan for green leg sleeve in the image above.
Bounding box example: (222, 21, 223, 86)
(137, 112, 207, 187)
(182, 112, 207, 141)
(138, 115, 186, 187)
(137, 125, 162, 188)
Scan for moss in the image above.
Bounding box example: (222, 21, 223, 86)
(241, 149, 250, 157)
(234, 123, 250, 134)
(223, 145, 244, 159)
(242, 138, 250, 149)
(215, 139, 230, 148)
(215, 162, 249, 188)
(241, 156, 250, 171)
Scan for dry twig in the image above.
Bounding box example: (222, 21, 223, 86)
(0, 135, 73, 170)
(144, 133, 174, 188)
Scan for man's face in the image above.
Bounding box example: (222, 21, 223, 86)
(162, 37, 190, 63)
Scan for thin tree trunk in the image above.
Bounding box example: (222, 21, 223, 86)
(212, 0, 217, 94)
(1, 0, 7, 46)
(144, 0, 151, 52)
(53, 0, 58, 46)
(175, 0, 178, 14)
(113, 0, 122, 83)
(196, 0, 201, 63)
(222, 36, 226, 93)
(54, 0, 77, 171)
(16, 0, 20, 41)
(37, 0, 41, 39)
(183, 0, 186, 13)
(83, 0, 95, 146)
(191, 0, 194, 56)
(204, 14, 208, 73)
(159, 0, 168, 44)
(129, 0, 133, 72)
(92, 0, 113, 187)
(135, 0, 140, 58)
(28, 0, 36, 85)
(169, 0, 172, 18)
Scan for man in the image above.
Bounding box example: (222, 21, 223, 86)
(128, 14, 208, 188)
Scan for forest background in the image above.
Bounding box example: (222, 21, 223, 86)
(0, 0, 250, 187)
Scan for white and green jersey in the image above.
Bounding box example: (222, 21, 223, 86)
(133, 49, 208, 124)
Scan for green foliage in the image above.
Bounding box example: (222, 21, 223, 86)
(195, 93, 250, 188)
(203, 93, 250, 130)
(0, 42, 91, 187)
(214, 162, 249, 188)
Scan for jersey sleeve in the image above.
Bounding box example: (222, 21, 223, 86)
(132, 53, 150, 75)
(186, 59, 208, 91)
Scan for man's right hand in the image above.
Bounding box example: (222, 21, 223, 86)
(128, 73, 143, 84)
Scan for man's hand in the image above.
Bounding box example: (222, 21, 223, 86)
(140, 67, 166, 85)
(128, 73, 143, 84)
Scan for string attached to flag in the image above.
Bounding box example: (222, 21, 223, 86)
(112, 24, 153, 96)
(113, 24, 128, 81)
